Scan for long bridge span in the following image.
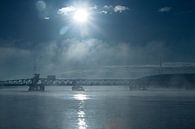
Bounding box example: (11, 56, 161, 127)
(0, 74, 146, 91)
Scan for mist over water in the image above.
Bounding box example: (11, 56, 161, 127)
(2, 37, 195, 80)
(1, 87, 195, 129)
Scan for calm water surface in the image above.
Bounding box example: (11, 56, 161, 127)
(0, 86, 195, 129)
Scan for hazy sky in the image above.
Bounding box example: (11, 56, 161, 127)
(0, 0, 195, 79)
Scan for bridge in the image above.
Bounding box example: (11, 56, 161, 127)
(0, 74, 146, 91)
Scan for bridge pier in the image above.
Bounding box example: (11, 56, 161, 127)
(28, 74, 45, 92)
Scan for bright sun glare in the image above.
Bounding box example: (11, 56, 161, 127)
(73, 94, 88, 101)
(73, 8, 89, 23)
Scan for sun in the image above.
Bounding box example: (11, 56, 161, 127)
(73, 8, 89, 24)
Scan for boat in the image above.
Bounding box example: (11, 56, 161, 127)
(72, 85, 85, 91)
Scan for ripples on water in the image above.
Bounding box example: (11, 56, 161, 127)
(0, 86, 195, 129)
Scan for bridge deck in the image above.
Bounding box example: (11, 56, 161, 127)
(0, 78, 133, 86)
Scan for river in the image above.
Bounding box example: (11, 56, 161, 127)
(0, 86, 195, 129)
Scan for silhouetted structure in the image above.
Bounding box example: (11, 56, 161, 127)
(28, 74, 45, 91)
(1, 73, 195, 91)
(0, 74, 132, 91)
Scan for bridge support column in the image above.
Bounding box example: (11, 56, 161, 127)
(28, 74, 45, 92)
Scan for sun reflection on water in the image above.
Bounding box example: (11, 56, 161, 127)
(78, 117, 87, 129)
(73, 93, 88, 129)
(73, 94, 88, 101)
(78, 110, 85, 118)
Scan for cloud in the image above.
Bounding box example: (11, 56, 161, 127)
(98, 5, 113, 14)
(100, 5, 128, 14)
(58, 5, 99, 16)
(158, 6, 172, 12)
(44, 17, 50, 20)
(103, 5, 113, 10)
(90, 5, 98, 10)
(114, 5, 129, 13)
(57, 6, 76, 15)
(58, 4, 129, 16)
(100, 10, 108, 14)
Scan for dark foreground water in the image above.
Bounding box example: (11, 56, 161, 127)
(0, 86, 195, 129)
